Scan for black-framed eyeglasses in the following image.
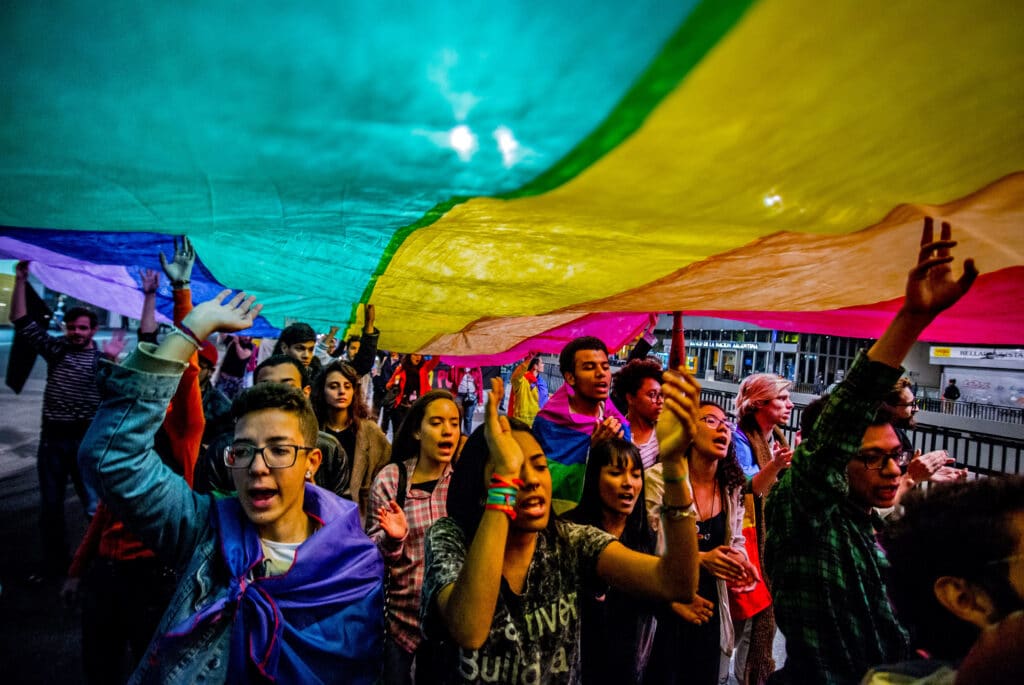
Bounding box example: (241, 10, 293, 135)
(857, 449, 913, 472)
(643, 391, 664, 403)
(699, 415, 734, 431)
(223, 444, 314, 469)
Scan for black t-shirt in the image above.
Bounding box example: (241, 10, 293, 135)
(325, 424, 357, 471)
(422, 518, 615, 684)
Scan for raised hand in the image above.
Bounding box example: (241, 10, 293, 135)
(182, 290, 262, 341)
(159, 236, 196, 286)
(903, 217, 978, 318)
(141, 269, 160, 294)
(363, 303, 376, 333)
(590, 416, 623, 446)
(15, 260, 30, 280)
(377, 500, 409, 540)
(656, 367, 701, 466)
(102, 329, 127, 359)
(484, 377, 524, 477)
(906, 449, 954, 483)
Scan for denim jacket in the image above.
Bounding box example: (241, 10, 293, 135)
(79, 344, 384, 684)
(78, 345, 231, 682)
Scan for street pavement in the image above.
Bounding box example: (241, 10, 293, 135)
(0, 340, 87, 684)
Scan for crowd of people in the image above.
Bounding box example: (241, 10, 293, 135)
(7, 219, 1022, 684)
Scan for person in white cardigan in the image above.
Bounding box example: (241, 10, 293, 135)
(645, 402, 757, 685)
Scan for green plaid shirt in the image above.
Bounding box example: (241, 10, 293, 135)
(765, 352, 909, 684)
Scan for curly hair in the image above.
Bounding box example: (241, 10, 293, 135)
(611, 358, 663, 414)
(693, 401, 746, 493)
(564, 438, 656, 554)
(310, 360, 369, 429)
(231, 382, 319, 446)
(880, 476, 1024, 660)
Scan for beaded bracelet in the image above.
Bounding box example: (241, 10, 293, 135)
(169, 327, 201, 350)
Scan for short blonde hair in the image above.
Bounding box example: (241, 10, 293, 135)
(735, 373, 792, 417)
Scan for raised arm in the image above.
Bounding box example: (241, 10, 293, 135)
(595, 366, 699, 602)
(81, 291, 261, 566)
(510, 353, 535, 383)
(434, 377, 523, 649)
(350, 304, 380, 376)
(10, 260, 29, 322)
(868, 218, 977, 368)
(139, 269, 160, 337)
(159, 240, 204, 485)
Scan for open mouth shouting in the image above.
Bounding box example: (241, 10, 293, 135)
(247, 486, 280, 510)
(517, 494, 548, 519)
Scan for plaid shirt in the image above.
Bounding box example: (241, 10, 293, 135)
(366, 457, 451, 653)
(764, 352, 909, 684)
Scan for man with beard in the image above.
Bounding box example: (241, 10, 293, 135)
(883, 378, 966, 506)
(10, 261, 123, 576)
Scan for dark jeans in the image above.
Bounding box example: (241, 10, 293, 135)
(383, 636, 414, 685)
(37, 426, 94, 575)
(81, 558, 178, 685)
(459, 395, 476, 436)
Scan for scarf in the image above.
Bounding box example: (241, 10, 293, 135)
(533, 384, 631, 502)
(165, 485, 384, 683)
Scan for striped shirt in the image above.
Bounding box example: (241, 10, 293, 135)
(15, 319, 103, 423)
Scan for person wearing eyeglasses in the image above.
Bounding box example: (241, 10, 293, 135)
(78, 290, 384, 684)
(866, 475, 1024, 684)
(882, 378, 967, 511)
(644, 402, 756, 685)
(612, 358, 665, 469)
(763, 217, 979, 685)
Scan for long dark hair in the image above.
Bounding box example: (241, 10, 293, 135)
(565, 438, 656, 555)
(391, 390, 461, 463)
(695, 401, 746, 494)
(310, 360, 368, 430)
(446, 418, 533, 540)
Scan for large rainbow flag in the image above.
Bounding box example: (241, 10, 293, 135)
(2, 0, 1022, 361)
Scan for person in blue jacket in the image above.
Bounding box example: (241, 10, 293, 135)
(78, 289, 384, 684)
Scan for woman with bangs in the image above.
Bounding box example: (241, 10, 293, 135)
(311, 360, 391, 518)
(419, 374, 701, 685)
(367, 389, 460, 685)
(564, 438, 658, 684)
(644, 401, 756, 684)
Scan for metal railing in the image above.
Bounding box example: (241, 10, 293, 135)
(917, 397, 1023, 424)
(698, 388, 1022, 476)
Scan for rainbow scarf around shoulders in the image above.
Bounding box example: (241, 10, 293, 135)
(165, 485, 384, 684)
(533, 384, 631, 503)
